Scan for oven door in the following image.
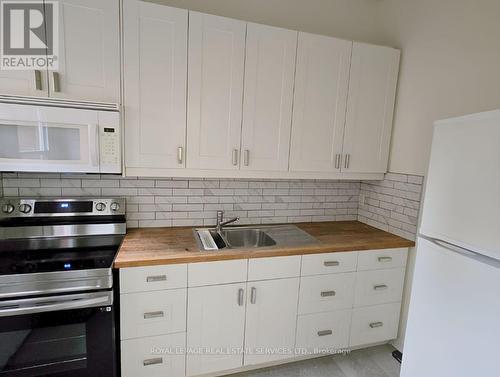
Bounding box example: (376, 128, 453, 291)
(0, 103, 100, 173)
(0, 291, 115, 377)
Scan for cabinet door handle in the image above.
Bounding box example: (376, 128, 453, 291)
(177, 146, 184, 164)
(143, 357, 163, 366)
(250, 287, 257, 304)
(34, 70, 42, 90)
(378, 256, 392, 263)
(320, 290, 336, 297)
(244, 149, 250, 166)
(51, 71, 61, 93)
(143, 311, 164, 319)
(335, 154, 341, 169)
(373, 284, 388, 291)
(369, 322, 384, 328)
(238, 288, 244, 306)
(232, 149, 239, 166)
(344, 154, 350, 169)
(323, 261, 339, 267)
(146, 275, 167, 283)
(317, 330, 333, 337)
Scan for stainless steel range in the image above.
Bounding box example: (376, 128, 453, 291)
(0, 197, 125, 377)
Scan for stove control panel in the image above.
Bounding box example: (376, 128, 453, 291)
(0, 198, 126, 217)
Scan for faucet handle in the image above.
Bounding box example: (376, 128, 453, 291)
(216, 210, 224, 221)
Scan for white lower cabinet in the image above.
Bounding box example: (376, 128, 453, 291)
(244, 278, 299, 366)
(120, 288, 187, 339)
(186, 283, 247, 376)
(120, 249, 408, 377)
(298, 273, 356, 314)
(296, 310, 352, 354)
(349, 302, 401, 347)
(121, 333, 186, 377)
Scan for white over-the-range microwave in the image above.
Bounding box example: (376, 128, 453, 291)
(0, 97, 121, 174)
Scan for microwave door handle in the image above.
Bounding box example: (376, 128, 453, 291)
(0, 293, 112, 317)
(89, 124, 99, 168)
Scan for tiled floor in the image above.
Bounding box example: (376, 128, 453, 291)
(230, 345, 400, 377)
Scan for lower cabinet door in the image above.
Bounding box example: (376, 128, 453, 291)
(349, 302, 401, 347)
(243, 278, 299, 366)
(186, 283, 246, 376)
(121, 333, 186, 377)
(295, 309, 351, 355)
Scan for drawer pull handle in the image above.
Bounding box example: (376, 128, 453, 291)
(146, 275, 167, 282)
(324, 261, 340, 267)
(144, 311, 164, 319)
(320, 290, 336, 297)
(143, 357, 163, 366)
(369, 322, 384, 328)
(373, 284, 388, 291)
(317, 330, 333, 337)
(378, 256, 392, 263)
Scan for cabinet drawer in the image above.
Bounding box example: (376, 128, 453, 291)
(349, 302, 401, 347)
(357, 248, 408, 271)
(298, 273, 355, 314)
(354, 268, 405, 307)
(121, 333, 186, 377)
(188, 259, 247, 287)
(120, 264, 187, 293)
(301, 252, 357, 276)
(248, 256, 301, 281)
(296, 310, 351, 354)
(121, 289, 186, 340)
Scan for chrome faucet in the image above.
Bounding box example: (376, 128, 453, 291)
(216, 210, 239, 232)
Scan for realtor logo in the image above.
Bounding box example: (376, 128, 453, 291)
(1, 0, 59, 70)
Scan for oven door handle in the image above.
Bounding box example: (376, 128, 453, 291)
(0, 292, 112, 317)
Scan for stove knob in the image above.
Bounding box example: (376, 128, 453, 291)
(1, 204, 15, 214)
(110, 202, 120, 212)
(95, 202, 106, 211)
(19, 204, 32, 214)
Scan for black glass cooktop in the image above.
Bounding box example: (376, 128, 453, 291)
(0, 235, 123, 275)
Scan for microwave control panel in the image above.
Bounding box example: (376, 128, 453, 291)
(98, 111, 121, 174)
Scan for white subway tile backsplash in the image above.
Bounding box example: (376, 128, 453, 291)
(0, 173, 422, 241)
(358, 173, 423, 241)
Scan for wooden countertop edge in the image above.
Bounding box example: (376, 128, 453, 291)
(114, 239, 415, 268)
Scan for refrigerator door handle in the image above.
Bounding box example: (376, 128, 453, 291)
(420, 234, 500, 267)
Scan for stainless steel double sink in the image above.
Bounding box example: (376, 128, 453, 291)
(194, 224, 318, 251)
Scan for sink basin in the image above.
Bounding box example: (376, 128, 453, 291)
(194, 224, 318, 251)
(220, 228, 276, 248)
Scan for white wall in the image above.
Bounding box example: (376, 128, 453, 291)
(150, 0, 388, 45)
(380, 0, 500, 176)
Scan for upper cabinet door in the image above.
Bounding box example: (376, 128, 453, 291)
(49, 0, 120, 102)
(289, 33, 352, 172)
(342, 43, 400, 173)
(123, 0, 187, 170)
(240, 23, 297, 172)
(187, 12, 246, 170)
(0, 70, 48, 98)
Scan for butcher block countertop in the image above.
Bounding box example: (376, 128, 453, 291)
(114, 221, 415, 268)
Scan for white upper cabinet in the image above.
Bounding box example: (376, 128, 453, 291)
(0, 70, 48, 98)
(123, 0, 188, 169)
(187, 12, 246, 170)
(342, 42, 400, 173)
(289, 33, 352, 173)
(49, 0, 120, 102)
(241, 23, 297, 172)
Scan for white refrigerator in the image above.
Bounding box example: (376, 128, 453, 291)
(401, 109, 500, 377)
